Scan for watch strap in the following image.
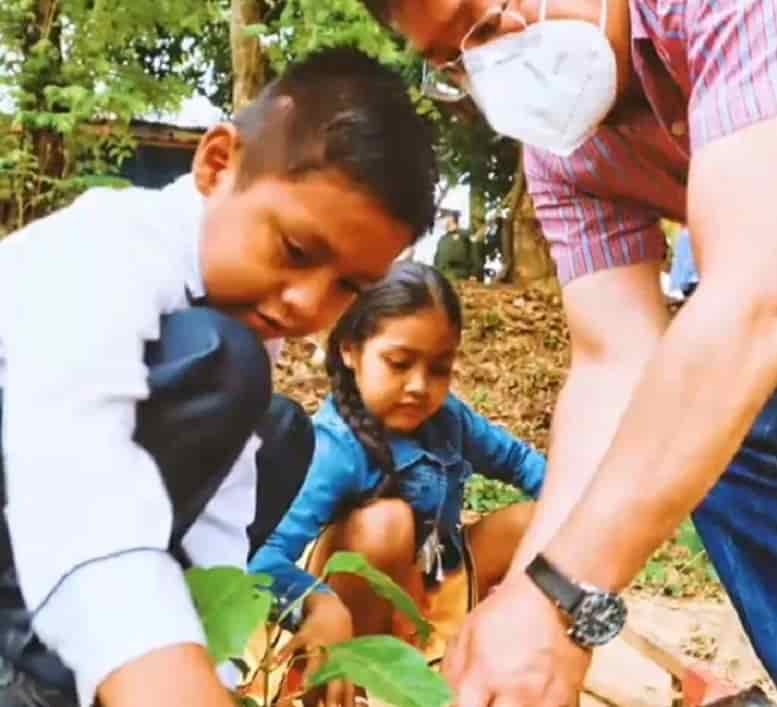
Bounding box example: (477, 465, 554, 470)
(526, 554, 585, 614)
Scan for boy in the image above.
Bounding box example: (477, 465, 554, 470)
(0, 48, 437, 707)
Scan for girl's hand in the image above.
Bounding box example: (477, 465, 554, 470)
(276, 592, 356, 707)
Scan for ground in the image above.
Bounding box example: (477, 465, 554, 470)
(274, 281, 773, 703)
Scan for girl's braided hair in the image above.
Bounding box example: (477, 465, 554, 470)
(325, 261, 462, 499)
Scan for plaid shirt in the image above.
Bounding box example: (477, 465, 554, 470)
(525, 0, 777, 285)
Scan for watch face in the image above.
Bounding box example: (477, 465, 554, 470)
(568, 591, 627, 648)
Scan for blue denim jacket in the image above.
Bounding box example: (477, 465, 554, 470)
(248, 394, 546, 605)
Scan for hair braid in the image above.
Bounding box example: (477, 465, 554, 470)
(328, 353, 401, 500)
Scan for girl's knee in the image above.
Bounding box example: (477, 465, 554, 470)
(343, 498, 416, 567)
(505, 501, 534, 539)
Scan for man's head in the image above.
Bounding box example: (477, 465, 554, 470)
(362, 0, 633, 107)
(193, 48, 437, 340)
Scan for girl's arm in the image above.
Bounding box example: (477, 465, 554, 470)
(247, 424, 367, 610)
(456, 396, 547, 498)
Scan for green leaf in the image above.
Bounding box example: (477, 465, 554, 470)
(236, 697, 261, 707)
(309, 636, 453, 707)
(643, 559, 667, 584)
(185, 567, 274, 664)
(322, 552, 431, 643)
(676, 521, 706, 556)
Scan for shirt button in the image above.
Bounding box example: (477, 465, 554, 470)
(671, 120, 687, 137)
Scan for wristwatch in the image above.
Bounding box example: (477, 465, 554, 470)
(525, 553, 627, 648)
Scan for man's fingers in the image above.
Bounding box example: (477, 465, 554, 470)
(489, 682, 580, 707)
(454, 675, 491, 707)
(489, 696, 524, 707)
(442, 629, 469, 685)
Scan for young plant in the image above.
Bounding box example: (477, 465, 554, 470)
(186, 551, 453, 707)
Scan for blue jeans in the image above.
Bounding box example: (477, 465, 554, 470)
(0, 308, 313, 705)
(693, 387, 777, 682)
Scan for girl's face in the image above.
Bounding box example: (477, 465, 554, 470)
(342, 306, 460, 433)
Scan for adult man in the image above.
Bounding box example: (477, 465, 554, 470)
(434, 214, 475, 279)
(360, 0, 777, 705)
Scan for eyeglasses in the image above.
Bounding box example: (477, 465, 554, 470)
(421, 59, 469, 103)
(419, 1, 517, 104)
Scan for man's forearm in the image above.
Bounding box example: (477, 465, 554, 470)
(546, 283, 777, 589)
(507, 353, 656, 579)
(506, 265, 669, 583)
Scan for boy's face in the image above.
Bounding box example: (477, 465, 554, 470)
(193, 125, 412, 340)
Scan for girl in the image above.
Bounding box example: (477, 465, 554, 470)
(249, 262, 545, 704)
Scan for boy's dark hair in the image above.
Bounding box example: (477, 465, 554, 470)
(233, 47, 438, 240)
(326, 261, 462, 499)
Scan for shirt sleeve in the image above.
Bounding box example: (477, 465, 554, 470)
(182, 436, 261, 569)
(247, 424, 366, 609)
(455, 397, 547, 499)
(687, 0, 777, 151)
(524, 146, 667, 286)
(2, 213, 203, 704)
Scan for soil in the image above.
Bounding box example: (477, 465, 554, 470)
(274, 281, 774, 704)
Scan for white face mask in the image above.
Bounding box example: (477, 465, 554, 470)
(461, 0, 617, 156)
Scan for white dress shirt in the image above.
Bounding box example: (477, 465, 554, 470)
(0, 176, 275, 704)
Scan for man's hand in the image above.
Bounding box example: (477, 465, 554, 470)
(276, 592, 355, 707)
(442, 577, 591, 707)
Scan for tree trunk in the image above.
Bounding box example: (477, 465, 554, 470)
(507, 146, 558, 291)
(230, 0, 267, 111)
(496, 158, 522, 283)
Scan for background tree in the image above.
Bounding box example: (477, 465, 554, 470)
(0, 0, 220, 229)
(1, 0, 557, 288)
(231, 0, 268, 110)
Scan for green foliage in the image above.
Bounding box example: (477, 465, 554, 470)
(257, 0, 408, 72)
(0, 0, 225, 226)
(186, 554, 451, 707)
(465, 474, 528, 514)
(186, 567, 275, 665)
(247, 0, 517, 211)
(323, 551, 431, 644)
(1, 0, 518, 228)
(309, 636, 452, 707)
(633, 520, 720, 598)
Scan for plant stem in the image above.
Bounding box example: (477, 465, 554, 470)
(262, 624, 271, 707)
